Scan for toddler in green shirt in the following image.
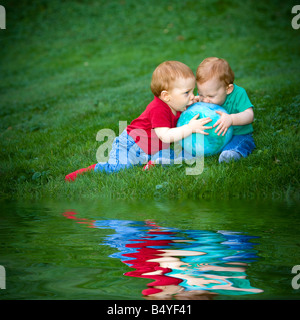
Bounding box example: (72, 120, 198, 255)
(195, 57, 255, 163)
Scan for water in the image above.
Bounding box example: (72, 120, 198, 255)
(0, 198, 299, 300)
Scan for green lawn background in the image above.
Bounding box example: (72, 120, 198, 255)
(0, 0, 299, 201)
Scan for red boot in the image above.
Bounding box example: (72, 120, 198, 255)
(65, 164, 96, 182)
(143, 160, 156, 171)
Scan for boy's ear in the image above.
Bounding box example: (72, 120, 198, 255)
(226, 84, 234, 95)
(159, 90, 170, 102)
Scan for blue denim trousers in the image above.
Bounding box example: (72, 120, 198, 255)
(94, 130, 192, 173)
(94, 131, 254, 174)
(221, 134, 255, 157)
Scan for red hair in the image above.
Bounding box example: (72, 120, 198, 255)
(151, 61, 195, 97)
(196, 57, 234, 86)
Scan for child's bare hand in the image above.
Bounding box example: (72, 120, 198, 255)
(188, 114, 212, 135)
(213, 111, 233, 136)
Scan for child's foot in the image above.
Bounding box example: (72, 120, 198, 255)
(65, 164, 96, 181)
(143, 160, 156, 171)
(219, 150, 241, 163)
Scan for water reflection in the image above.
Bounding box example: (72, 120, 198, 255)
(63, 212, 263, 299)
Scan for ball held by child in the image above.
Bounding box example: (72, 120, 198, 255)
(177, 102, 234, 156)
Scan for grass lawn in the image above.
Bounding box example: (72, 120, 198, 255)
(0, 0, 299, 201)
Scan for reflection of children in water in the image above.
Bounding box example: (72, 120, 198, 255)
(63, 212, 262, 299)
(163, 231, 263, 296)
(120, 220, 208, 298)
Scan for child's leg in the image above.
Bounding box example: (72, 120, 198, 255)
(95, 130, 149, 173)
(219, 134, 255, 163)
(148, 143, 198, 166)
(174, 146, 195, 164)
(146, 147, 196, 170)
(150, 148, 176, 165)
(66, 131, 147, 181)
(65, 164, 97, 181)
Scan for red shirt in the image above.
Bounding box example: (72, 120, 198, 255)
(126, 96, 181, 155)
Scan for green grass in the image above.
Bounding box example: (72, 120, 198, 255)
(0, 0, 299, 201)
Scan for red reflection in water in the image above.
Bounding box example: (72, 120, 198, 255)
(63, 211, 96, 228)
(122, 222, 183, 296)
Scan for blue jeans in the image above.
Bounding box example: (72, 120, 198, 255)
(221, 134, 255, 157)
(94, 130, 192, 173)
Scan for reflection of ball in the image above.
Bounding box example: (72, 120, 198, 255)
(177, 102, 233, 156)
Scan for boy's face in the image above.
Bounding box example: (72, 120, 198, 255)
(197, 77, 233, 106)
(165, 77, 195, 114)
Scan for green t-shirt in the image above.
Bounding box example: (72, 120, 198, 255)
(222, 84, 253, 135)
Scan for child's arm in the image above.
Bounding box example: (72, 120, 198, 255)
(214, 107, 254, 136)
(154, 114, 212, 144)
